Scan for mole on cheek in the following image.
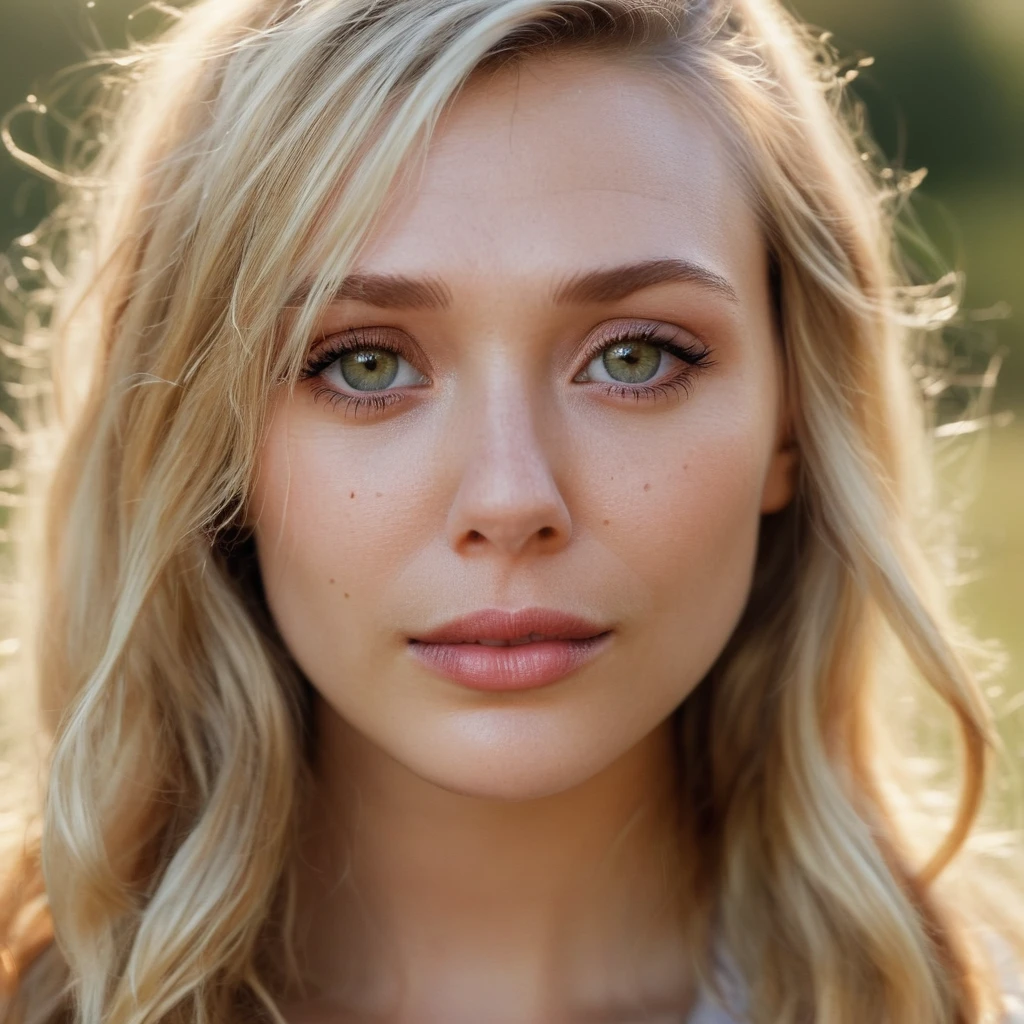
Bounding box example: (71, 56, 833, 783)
(643, 483, 651, 492)
(344, 593, 350, 599)
(603, 520, 610, 526)
(349, 491, 356, 499)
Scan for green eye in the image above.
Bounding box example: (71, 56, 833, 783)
(338, 348, 400, 391)
(601, 340, 662, 384)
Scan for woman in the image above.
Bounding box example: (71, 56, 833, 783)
(0, 0, 1022, 1021)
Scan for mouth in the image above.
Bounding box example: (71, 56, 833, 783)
(408, 608, 613, 691)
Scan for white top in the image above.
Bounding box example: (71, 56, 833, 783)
(687, 995, 743, 1024)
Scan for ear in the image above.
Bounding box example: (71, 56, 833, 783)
(760, 394, 799, 515)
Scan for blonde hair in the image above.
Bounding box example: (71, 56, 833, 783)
(1, 1, 1022, 1022)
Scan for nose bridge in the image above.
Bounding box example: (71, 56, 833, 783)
(445, 371, 571, 557)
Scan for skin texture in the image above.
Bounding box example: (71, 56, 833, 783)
(251, 54, 796, 1024)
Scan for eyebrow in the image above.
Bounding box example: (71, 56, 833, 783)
(288, 257, 739, 310)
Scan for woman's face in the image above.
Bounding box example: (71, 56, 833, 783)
(251, 54, 795, 800)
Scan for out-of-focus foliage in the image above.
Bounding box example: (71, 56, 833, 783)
(798, 0, 1024, 394)
(794, 0, 1024, 773)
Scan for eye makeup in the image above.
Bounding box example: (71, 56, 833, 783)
(298, 320, 716, 418)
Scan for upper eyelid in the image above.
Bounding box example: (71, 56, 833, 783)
(310, 318, 706, 366)
(582, 321, 706, 356)
(305, 328, 433, 379)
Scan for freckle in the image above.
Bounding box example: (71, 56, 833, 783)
(329, 578, 335, 584)
(376, 492, 382, 497)
(349, 491, 355, 499)
(643, 483, 651, 492)
(603, 519, 610, 526)
(344, 593, 350, 599)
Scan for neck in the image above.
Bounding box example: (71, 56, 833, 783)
(284, 696, 695, 1023)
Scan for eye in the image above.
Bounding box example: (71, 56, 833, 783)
(317, 342, 426, 395)
(585, 337, 667, 385)
(299, 328, 428, 410)
(574, 322, 714, 397)
(299, 321, 714, 418)
(325, 346, 424, 393)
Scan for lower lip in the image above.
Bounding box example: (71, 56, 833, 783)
(408, 634, 612, 691)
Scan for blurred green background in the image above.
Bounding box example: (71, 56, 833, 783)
(794, 0, 1024, 783)
(0, 0, 1021, 775)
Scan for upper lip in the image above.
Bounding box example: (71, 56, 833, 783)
(410, 607, 612, 645)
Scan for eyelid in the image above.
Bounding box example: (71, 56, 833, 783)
(583, 318, 705, 351)
(576, 319, 711, 373)
(301, 318, 713, 401)
(302, 326, 433, 382)
(305, 319, 704, 368)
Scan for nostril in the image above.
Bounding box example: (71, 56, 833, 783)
(538, 526, 556, 539)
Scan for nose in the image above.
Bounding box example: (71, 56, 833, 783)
(445, 387, 572, 559)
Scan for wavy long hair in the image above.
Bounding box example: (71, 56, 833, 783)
(0, 1, 1021, 1022)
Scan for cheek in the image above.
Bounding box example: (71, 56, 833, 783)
(249, 406, 435, 655)
(589, 400, 771, 653)
(252, 371, 774, 706)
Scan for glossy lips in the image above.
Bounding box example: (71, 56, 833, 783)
(408, 607, 613, 691)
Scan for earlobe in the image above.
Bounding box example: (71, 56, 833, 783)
(761, 350, 798, 513)
(761, 449, 798, 513)
(760, 433, 799, 514)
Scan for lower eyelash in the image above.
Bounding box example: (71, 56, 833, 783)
(308, 383, 405, 418)
(308, 372, 703, 416)
(597, 366, 708, 405)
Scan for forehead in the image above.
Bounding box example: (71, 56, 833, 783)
(355, 54, 763, 290)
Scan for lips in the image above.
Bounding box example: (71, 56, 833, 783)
(408, 608, 613, 691)
(410, 608, 610, 646)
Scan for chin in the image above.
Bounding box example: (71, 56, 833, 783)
(418, 766, 591, 802)
(388, 709, 641, 802)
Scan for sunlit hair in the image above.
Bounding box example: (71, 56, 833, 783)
(0, 0, 1021, 1021)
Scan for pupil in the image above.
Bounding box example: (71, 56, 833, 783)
(339, 348, 399, 391)
(603, 341, 660, 384)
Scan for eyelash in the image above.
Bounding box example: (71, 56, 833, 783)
(300, 327, 411, 418)
(299, 323, 716, 418)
